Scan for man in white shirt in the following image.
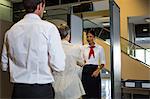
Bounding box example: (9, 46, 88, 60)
(1, 0, 65, 98)
(82, 30, 106, 99)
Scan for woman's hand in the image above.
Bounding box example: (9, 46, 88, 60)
(91, 64, 104, 78)
(91, 68, 100, 78)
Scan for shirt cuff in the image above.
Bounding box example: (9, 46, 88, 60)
(2, 64, 8, 71)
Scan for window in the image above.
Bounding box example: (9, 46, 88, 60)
(135, 48, 150, 65)
(146, 49, 150, 65)
(135, 49, 145, 62)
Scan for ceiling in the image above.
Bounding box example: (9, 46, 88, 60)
(129, 16, 150, 24)
(11, 0, 149, 25)
(129, 16, 150, 48)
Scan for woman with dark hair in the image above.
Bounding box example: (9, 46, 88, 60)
(52, 24, 85, 99)
(82, 30, 106, 99)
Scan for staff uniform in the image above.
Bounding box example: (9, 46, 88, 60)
(1, 13, 65, 98)
(53, 40, 85, 99)
(82, 43, 106, 99)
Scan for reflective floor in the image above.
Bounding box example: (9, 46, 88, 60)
(101, 78, 111, 99)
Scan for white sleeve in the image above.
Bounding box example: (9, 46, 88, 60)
(72, 45, 84, 66)
(1, 32, 9, 71)
(48, 25, 66, 72)
(99, 47, 106, 65)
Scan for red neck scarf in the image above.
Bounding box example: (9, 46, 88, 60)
(88, 46, 95, 59)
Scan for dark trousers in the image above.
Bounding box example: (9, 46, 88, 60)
(82, 64, 101, 99)
(12, 83, 55, 99)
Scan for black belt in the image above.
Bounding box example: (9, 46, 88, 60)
(13, 83, 51, 86)
(85, 64, 98, 67)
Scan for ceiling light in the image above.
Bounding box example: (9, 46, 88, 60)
(43, 10, 47, 13)
(143, 28, 148, 32)
(145, 18, 150, 23)
(102, 22, 110, 26)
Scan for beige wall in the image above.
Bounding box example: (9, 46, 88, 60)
(115, 0, 149, 39)
(95, 38, 110, 71)
(114, 0, 120, 6)
(121, 53, 150, 80)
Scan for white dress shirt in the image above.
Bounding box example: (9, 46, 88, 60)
(1, 13, 65, 84)
(82, 43, 106, 65)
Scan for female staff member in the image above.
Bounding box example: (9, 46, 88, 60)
(82, 30, 106, 99)
(52, 24, 85, 99)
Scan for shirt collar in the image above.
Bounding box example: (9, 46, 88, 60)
(87, 42, 98, 48)
(24, 13, 41, 20)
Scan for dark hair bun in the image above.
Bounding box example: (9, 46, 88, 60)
(87, 30, 95, 37)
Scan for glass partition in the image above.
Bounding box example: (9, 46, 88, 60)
(121, 37, 150, 66)
(78, 1, 111, 98)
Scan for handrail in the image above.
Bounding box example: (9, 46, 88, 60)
(96, 37, 150, 67)
(96, 32, 150, 66)
(121, 37, 150, 52)
(120, 37, 150, 66)
(121, 51, 150, 68)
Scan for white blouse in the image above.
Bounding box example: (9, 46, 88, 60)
(53, 40, 85, 99)
(82, 43, 106, 65)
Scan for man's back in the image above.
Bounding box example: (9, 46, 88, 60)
(1, 0, 65, 98)
(1, 14, 65, 84)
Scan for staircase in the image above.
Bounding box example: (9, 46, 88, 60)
(93, 36, 150, 80)
(121, 37, 150, 67)
(95, 37, 150, 98)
